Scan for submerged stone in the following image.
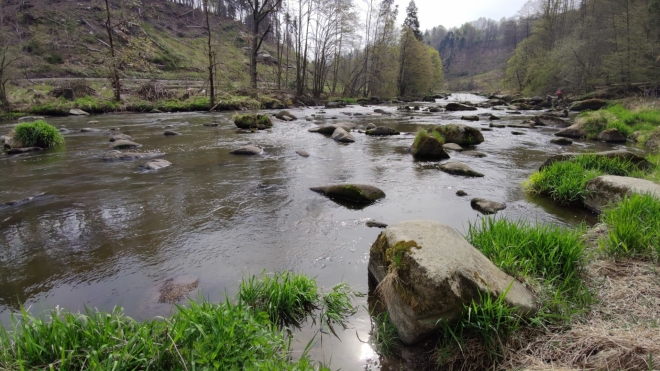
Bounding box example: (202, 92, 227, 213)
(471, 198, 507, 214)
(310, 184, 385, 204)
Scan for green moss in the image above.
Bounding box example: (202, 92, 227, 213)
(233, 114, 273, 130)
(385, 241, 421, 271)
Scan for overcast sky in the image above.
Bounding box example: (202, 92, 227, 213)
(393, 0, 530, 30)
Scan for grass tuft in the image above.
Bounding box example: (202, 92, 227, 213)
(579, 104, 660, 141)
(369, 310, 399, 356)
(11, 120, 65, 148)
(601, 193, 660, 260)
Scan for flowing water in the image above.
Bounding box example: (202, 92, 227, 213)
(0, 94, 628, 369)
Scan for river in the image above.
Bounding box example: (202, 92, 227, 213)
(0, 94, 624, 369)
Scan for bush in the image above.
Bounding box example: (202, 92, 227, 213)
(525, 154, 647, 204)
(12, 120, 65, 148)
(601, 193, 660, 259)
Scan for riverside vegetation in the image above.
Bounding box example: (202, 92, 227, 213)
(0, 272, 360, 370)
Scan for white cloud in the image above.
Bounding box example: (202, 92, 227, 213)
(393, 0, 530, 30)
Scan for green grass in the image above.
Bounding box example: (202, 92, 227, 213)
(11, 120, 65, 148)
(72, 96, 121, 114)
(369, 310, 399, 356)
(412, 128, 444, 150)
(0, 272, 357, 370)
(525, 153, 650, 205)
(600, 193, 660, 260)
(580, 104, 660, 141)
(467, 218, 589, 315)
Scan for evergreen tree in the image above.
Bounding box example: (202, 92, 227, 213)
(403, 0, 422, 41)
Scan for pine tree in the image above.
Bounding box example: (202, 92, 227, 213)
(403, 0, 422, 41)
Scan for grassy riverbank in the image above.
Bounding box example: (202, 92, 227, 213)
(371, 193, 660, 369)
(0, 272, 359, 370)
(578, 99, 660, 144)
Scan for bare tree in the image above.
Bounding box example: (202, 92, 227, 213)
(203, 0, 217, 106)
(0, 44, 19, 110)
(104, 0, 121, 101)
(246, 0, 283, 91)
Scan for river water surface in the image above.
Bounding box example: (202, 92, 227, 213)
(0, 94, 625, 369)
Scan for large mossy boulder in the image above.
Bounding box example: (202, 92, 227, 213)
(430, 124, 484, 146)
(368, 220, 537, 345)
(569, 99, 607, 112)
(444, 102, 477, 111)
(539, 150, 653, 171)
(310, 184, 385, 204)
(411, 131, 450, 160)
(233, 114, 273, 130)
(597, 128, 627, 143)
(584, 175, 660, 214)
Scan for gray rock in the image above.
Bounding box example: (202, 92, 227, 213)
(87, 120, 100, 125)
(366, 220, 388, 228)
(456, 190, 468, 196)
(366, 123, 377, 130)
(102, 151, 163, 161)
(444, 102, 477, 111)
(296, 150, 310, 157)
(511, 131, 525, 135)
(430, 124, 484, 146)
(533, 115, 571, 127)
(461, 115, 479, 121)
(310, 184, 385, 203)
(439, 161, 484, 177)
(374, 109, 391, 115)
(108, 133, 133, 142)
(461, 151, 487, 158)
(0, 135, 12, 144)
(471, 198, 507, 214)
(140, 159, 172, 171)
(18, 116, 45, 122)
(309, 123, 357, 134)
(569, 99, 607, 112)
(275, 110, 297, 121)
(110, 140, 142, 149)
(551, 138, 573, 145)
(507, 122, 535, 129)
(540, 150, 653, 171)
(442, 143, 463, 152)
(366, 127, 400, 136)
(230, 145, 263, 155)
(597, 128, 627, 143)
(584, 175, 660, 214)
(368, 220, 536, 345)
(331, 127, 355, 143)
(6, 147, 43, 155)
(164, 130, 181, 136)
(69, 108, 90, 116)
(555, 124, 586, 139)
(411, 136, 450, 160)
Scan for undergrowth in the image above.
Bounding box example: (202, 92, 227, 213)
(11, 120, 65, 148)
(525, 153, 650, 204)
(0, 271, 358, 370)
(579, 104, 660, 141)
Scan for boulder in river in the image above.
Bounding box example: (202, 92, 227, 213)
(368, 220, 536, 345)
(584, 175, 660, 214)
(442, 143, 463, 152)
(411, 133, 450, 160)
(309, 123, 357, 134)
(140, 159, 172, 171)
(471, 198, 507, 214)
(296, 150, 310, 157)
(550, 138, 573, 145)
(540, 150, 653, 171)
(331, 127, 356, 143)
(102, 151, 163, 161)
(366, 220, 388, 229)
(275, 110, 297, 121)
(444, 102, 477, 111)
(439, 161, 484, 177)
(461, 115, 479, 121)
(366, 127, 400, 136)
(230, 145, 263, 155)
(310, 184, 385, 203)
(555, 123, 586, 139)
(456, 190, 468, 196)
(430, 124, 484, 146)
(87, 120, 100, 125)
(80, 128, 101, 133)
(110, 140, 142, 149)
(108, 133, 133, 142)
(569, 99, 607, 112)
(597, 128, 627, 143)
(203, 123, 219, 127)
(374, 108, 391, 115)
(233, 114, 273, 130)
(533, 115, 572, 127)
(164, 130, 181, 136)
(365, 123, 377, 131)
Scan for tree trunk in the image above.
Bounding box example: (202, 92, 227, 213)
(104, 0, 120, 102)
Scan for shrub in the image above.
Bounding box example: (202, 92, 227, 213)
(12, 120, 65, 148)
(525, 154, 647, 204)
(601, 193, 660, 260)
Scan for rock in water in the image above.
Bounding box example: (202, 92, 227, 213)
(275, 110, 297, 121)
(554, 123, 586, 139)
(230, 146, 263, 155)
(411, 135, 450, 160)
(461, 151, 487, 158)
(460, 115, 479, 121)
(430, 124, 484, 145)
(442, 143, 463, 152)
(597, 128, 627, 143)
(110, 140, 142, 149)
(310, 184, 385, 203)
(309, 123, 357, 134)
(456, 190, 468, 196)
(203, 123, 219, 127)
(471, 198, 507, 214)
(550, 138, 573, 145)
(102, 151, 163, 161)
(368, 220, 537, 345)
(331, 127, 355, 143)
(365, 127, 400, 136)
(164, 130, 181, 136)
(6, 147, 43, 155)
(366, 123, 377, 130)
(69, 108, 90, 116)
(233, 114, 273, 130)
(584, 175, 660, 214)
(439, 161, 484, 177)
(108, 133, 133, 142)
(296, 150, 310, 157)
(140, 159, 172, 170)
(366, 220, 388, 228)
(444, 102, 477, 111)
